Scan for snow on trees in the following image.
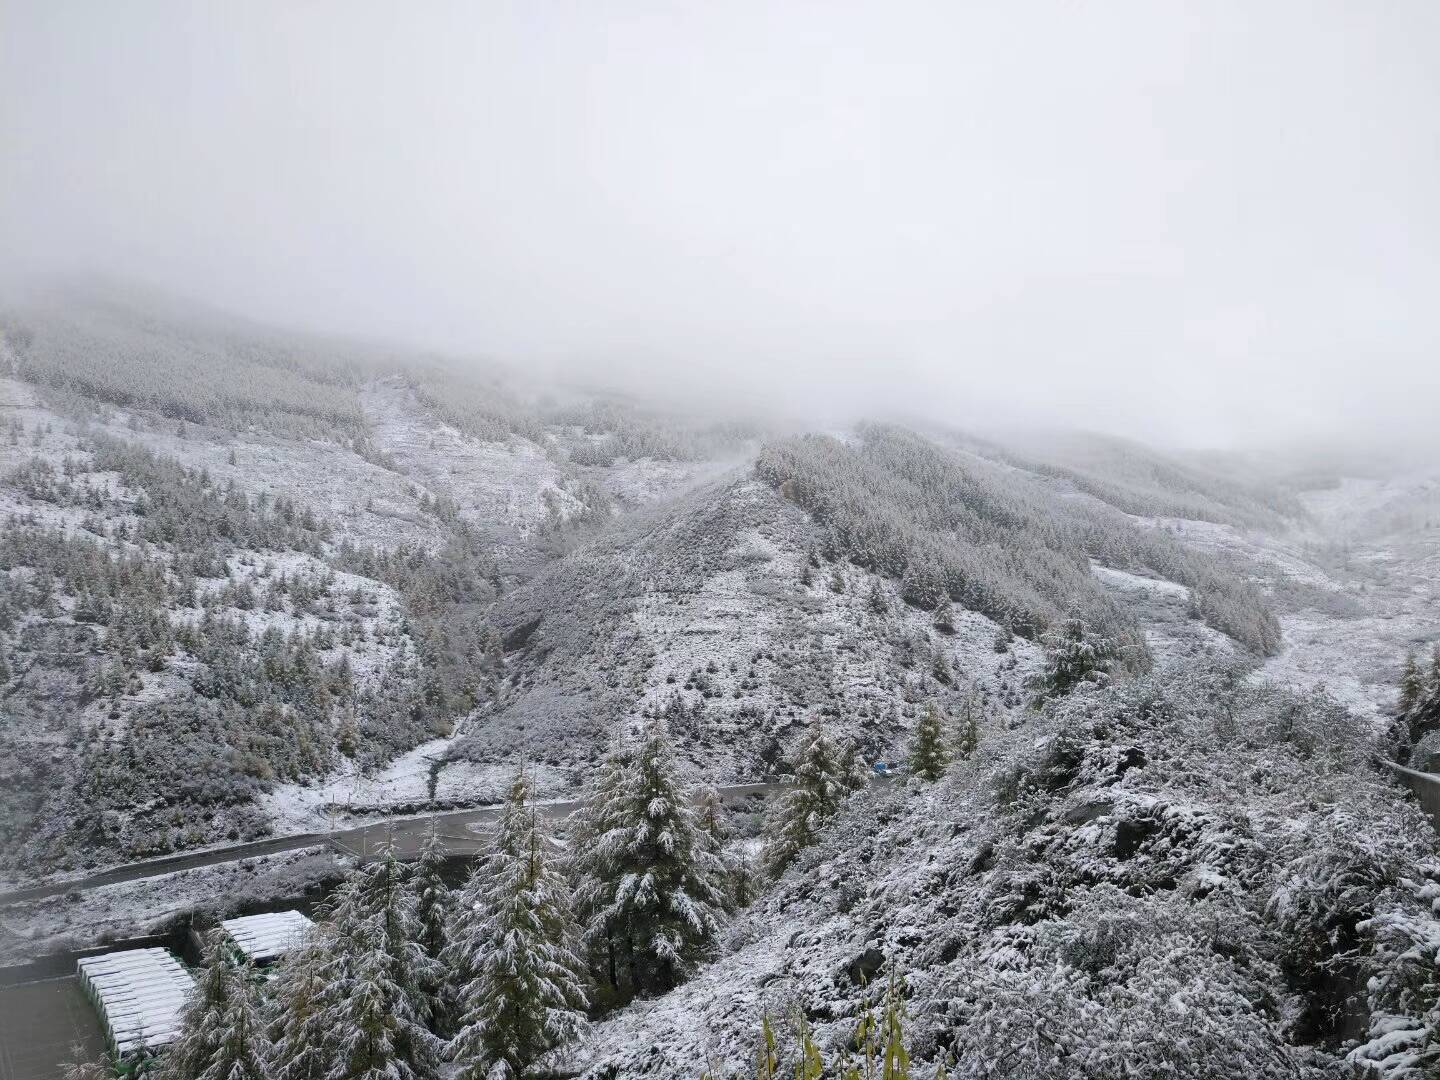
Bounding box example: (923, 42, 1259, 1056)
(1033, 613, 1116, 700)
(270, 846, 440, 1080)
(411, 819, 454, 1030)
(908, 702, 949, 781)
(954, 686, 981, 759)
(696, 786, 737, 912)
(161, 931, 269, 1080)
(445, 769, 588, 1080)
(572, 722, 727, 997)
(763, 717, 850, 879)
(268, 933, 337, 1080)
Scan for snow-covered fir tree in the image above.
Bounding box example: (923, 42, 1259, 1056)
(412, 819, 452, 962)
(908, 702, 949, 780)
(955, 693, 980, 760)
(1034, 613, 1115, 700)
(446, 769, 588, 1080)
(411, 818, 454, 1031)
(268, 934, 336, 1080)
(763, 716, 848, 879)
(161, 930, 270, 1080)
(1401, 652, 1426, 713)
(695, 785, 735, 912)
(574, 721, 726, 996)
(302, 855, 441, 1080)
(837, 736, 872, 793)
(932, 594, 955, 633)
(568, 736, 634, 991)
(353, 838, 441, 1029)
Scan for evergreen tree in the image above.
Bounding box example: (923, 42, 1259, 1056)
(312, 858, 440, 1080)
(353, 836, 441, 1031)
(268, 935, 335, 1080)
(1401, 652, 1426, 713)
(993, 624, 1014, 653)
(954, 690, 980, 760)
(696, 786, 735, 912)
(868, 580, 888, 615)
(574, 722, 726, 996)
(908, 702, 949, 781)
(763, 718, 848, 879)
(932, 595, 955, 633)
(162, 930, 270, 1080)
(931, 647, 954, 686)
(568, 738, 634, 992)
(412, 819, 454, 1032)
(730, 844, 757, 909)
(1034, 614, 1114, 700)
(447, 769, 588, 1080)
(837, 736, 872, 793)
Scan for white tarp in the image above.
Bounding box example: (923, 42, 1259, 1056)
(77, 947, 193, 1056)
(220, 909, 314, 962)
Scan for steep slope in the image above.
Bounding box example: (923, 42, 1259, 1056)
(450, 474, 1044, 781)
(579, 666, 1439, 1078)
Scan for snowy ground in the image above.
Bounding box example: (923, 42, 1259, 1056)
(0, 847, 343, 967)
(361, 378, 582, 539)
(1131, 476, 1440, 724)
(1091, 563, 1236, 668)
(259, 739, 577, 833)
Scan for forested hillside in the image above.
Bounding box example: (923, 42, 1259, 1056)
(0, 288, 1408, 892)
(756, 425, 1282, 659)
(580, 665, 1440, 1078)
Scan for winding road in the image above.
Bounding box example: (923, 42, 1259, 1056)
(0, 782, 782, 908)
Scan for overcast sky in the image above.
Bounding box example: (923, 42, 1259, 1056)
(3, 2, 1437, 448)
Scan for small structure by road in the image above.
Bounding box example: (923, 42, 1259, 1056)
(76, 947, 192, 1059)
(220, 911, 314, 966)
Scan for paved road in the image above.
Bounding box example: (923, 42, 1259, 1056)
(0, 782, 783, 908)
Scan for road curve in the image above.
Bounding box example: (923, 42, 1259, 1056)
(0, 782, 784, 908)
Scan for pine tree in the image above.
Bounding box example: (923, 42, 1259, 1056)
(411, 819, 454, 1032)
(763, 717, 848, 879)
(1401, 652, 1426, 713)
(730, 844, 757, 909)
(162, 930, 270, 1080)
(931, 647, 953, 686)
(696, 786, 735, 912)
(932, 595, 955, 633)
(868, 580, 888, 615)
(354, 837, 440, 1030)
(569, 738, 634, 992)
(954, 690, 980, 760)
(446, 769, 588, 1080)
(269, 935, 336, 1080)
(574, 721, 726, 996)
(908, 702, 949, 780)
(312, 856, 441, 1080)
(837, 736, 872, 793)
(1034, 614, 1114, 700)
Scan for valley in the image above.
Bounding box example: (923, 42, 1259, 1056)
(1, 296, 1438, 1078)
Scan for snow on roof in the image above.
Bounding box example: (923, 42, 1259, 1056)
(77, 947, 193, 1057)
(221, 909, 314, 962)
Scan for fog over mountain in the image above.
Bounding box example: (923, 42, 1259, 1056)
(4, 2, 1438, 448)
(9, 7, 1440, 1080)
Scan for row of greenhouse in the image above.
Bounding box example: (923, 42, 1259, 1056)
(77, 911, 313, 1064)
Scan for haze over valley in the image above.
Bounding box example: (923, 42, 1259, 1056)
(2, 3, 1440, 1079)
